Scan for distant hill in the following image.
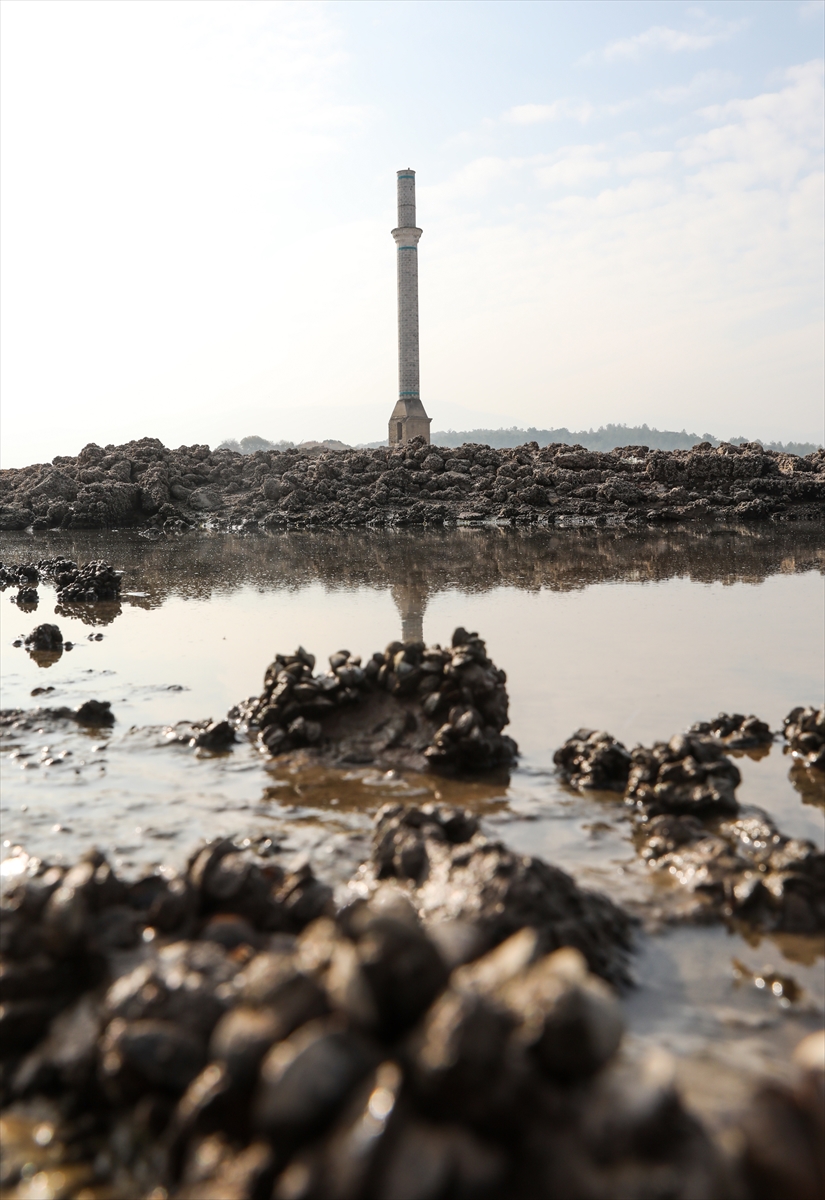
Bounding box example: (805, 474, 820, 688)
(430, 424, 820, 456)
(218, 425, 820, 457)
(217, 435, 350, 455)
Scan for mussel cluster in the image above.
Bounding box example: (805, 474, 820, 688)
(554, 730, 825, 932)
(688, 712, 773, 749)
(238, 629, 517, 772)
(0, 562, 40, 589)
(23, 624, 63, 653)
(784, 705, 825, 772)
(0, 806, 737, 1200)
(1, 558, 122, 610)
(51, 560, 121, 604)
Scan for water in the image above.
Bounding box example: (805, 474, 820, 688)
(1, 524, 823, 1124)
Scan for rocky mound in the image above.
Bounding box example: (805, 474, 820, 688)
(1, 436, 822, 531)
(7, 810, 820, 1200)
(784, 706, 825, 809)
(554, 729, 825, 932)
(784, 706, 825, 772)
(233, 628, 517, 773)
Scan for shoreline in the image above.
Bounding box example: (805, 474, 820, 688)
(1, 436, 822, 535)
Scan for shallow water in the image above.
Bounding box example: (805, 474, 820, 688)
(1, 524, 823, 1122)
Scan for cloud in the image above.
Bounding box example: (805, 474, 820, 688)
(411, 63, 824, 444)
(505, 100, 594, 125)
(617, 151, 674, 176)
(798, 1, 824, 21)
(536, 147, 610, 189)
(651, 69, 740, 104)
(583, 19, 745, 64)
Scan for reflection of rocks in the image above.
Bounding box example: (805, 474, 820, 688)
(555, 730, 825, 932)
(1, 436, 822, 531)
(1, 816, 815, 1200)
(789, 760, 825, 809)
(4, 524, 822, 614)
(233, 629, 517, 775)
(689, 712, 773, 749)
(54, 599, 123, 627)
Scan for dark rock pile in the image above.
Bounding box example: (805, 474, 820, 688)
(2, 810, 821, 1199)
(784, 706, 825, 808)
(234, 629, 517, 773)
(23, 624, 63, 653)
(784, 706, 825, 772)
(1, 700, 114, 732)
(0, 811, 733, 1200)
(555, 730, 825, 932)
(553, 729, 632, 792)
(1, 557, 122, 609)
(688, 712, 774, 750)
(1, 436, 822, 531)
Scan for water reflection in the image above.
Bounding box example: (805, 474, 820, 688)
(2, 524, 822, 644)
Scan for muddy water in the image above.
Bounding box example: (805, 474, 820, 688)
(1, 524, 823, 1124)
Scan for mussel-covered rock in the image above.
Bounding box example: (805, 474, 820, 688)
(738, 1029, 824, 1200)
(638, 808, 824, 931)
(233, 628, 518, 775)
(554, 729, 632, 791)
(22, 624, 63, 653)
(626, 733, 741, 819)
(784, 705, 825, 771)
(552, 722, 825, 932)
(689, 712, 773, 749)
(356, 804, 634, 988)
(2, 804, 807, 1198)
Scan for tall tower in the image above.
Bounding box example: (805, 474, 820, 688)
(389, 169, 431, 445)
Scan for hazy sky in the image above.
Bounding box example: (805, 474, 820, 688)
(1, 0, 823, 466)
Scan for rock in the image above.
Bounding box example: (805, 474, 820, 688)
(99, 1017, 206, 1097)
(739, 1031, 825, 1200)
(235, 629, 517, 776)
(358, 804, 634, 988)
(552, 725, 825, 932)
(784, 705, 825, 771)
(554, 729, 632, 791)
(192, 720, 236, 751)
(23, 624, 63, 652)
(252, 1019, 378, 1139)
(625, 734, 741, 819)
(189, 488, 222, 511)
(688, 712, 773, 749)
(74, 699, 114, 726)
(3, 437, 821, 531)
(0, 814, 777, 1200)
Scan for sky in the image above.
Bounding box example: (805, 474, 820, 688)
(1, 0, 823, 467)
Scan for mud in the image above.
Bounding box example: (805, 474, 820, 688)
(2, 805, 821, 1200)
(2, 436, 823, 532)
